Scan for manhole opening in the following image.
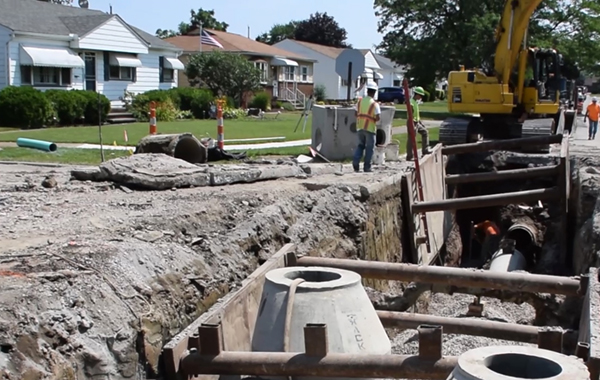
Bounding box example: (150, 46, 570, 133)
(284, 270, 342, 283)
(484, 353, 563, 379)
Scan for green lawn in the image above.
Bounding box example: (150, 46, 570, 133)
(392, 127, 440, 154)
(396, 100, 450, 112)
(0, 114, 314, 145)
(0, 147, 130, 165)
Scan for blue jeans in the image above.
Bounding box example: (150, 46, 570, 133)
(589, 120, 598, 138)
(353, 129, 376, 171)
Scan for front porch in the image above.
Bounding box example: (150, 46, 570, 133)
(255, 56, 312, 110)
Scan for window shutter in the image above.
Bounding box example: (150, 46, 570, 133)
(159, 56, 164, 83)
(103, 52, 110, 81)
(132, 68, 137, 82)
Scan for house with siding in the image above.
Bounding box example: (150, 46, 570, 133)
(273, 39, 383, 100)
(0, 0, 185, 110)
(165, 30, 316, 109)
(372, 53, 406, 88)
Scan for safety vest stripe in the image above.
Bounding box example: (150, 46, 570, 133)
(362, 102, 377, 130)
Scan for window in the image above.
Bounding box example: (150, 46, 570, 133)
(284, 66, 295, 81)
(159, 56, 175, 83)
(20, 66, 71, 86)
(301, 66, 308, 82)
(109, 66, 134, 81)
(341, 78, 349, 87)
(254, 61, 268, 83)
(393, 80, 401, 87)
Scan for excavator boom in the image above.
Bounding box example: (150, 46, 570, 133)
(494, 0, 544, 85)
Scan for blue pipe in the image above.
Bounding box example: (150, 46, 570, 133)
(16, 138, 57, 152)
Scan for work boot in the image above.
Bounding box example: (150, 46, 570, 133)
(421, 137, 432, 155)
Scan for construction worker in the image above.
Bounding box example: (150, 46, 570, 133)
(584, 97, 600, 140)
(406, 86, 432, 161)
(353, 81, 381, 173)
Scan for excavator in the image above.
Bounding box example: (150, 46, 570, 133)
(438, 0, 577, 150)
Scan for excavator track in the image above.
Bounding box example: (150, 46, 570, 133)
(439, 113, 567, 154)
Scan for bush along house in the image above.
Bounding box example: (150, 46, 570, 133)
(0, 0, 185, 115)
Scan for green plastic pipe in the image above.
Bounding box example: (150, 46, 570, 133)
(16, 138, 57, 152)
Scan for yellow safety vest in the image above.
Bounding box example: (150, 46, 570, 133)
(410, 98, 420, 122)
(356, 96, 377, 133)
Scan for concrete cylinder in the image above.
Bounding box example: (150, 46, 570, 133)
(252, 266, 391, 380)
(446, 345, 589, 380)
(489, 248, 527, 272)
(373, 146, 386, 165)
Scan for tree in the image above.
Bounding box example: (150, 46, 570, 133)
(293, 12, 350, 48)
(256, 22, 298, 45)
(375, 0, 600, 85)
(156, 8, 228, 38)
(185, 51, 262, 106)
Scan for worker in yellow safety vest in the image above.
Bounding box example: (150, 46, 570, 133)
(406, 86, 432, 161)
(353, 82, 381, 173)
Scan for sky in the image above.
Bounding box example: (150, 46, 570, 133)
(84, 0, 385, 50)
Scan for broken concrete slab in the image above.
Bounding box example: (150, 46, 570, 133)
(70, 154, 311, 190)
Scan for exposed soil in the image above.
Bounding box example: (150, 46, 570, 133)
(0, 159, 411, 380)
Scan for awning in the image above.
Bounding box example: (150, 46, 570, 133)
(271, 57, 298, 67)
(362, 68, 382, 79)
(109, 54, 142, 68)
(19, 45, 84, 68)
(163, 57, 185, 70)
(374, 71, 384, 80)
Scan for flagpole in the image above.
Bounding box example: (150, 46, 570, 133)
(199, 21, 203, 53)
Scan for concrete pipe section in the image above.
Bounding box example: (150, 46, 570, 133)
(252, 266, 391, 380)
(447, 345, 589, 380)
(489, 241, 527, 272)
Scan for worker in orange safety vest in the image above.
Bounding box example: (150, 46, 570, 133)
(352, 82, 381, 173)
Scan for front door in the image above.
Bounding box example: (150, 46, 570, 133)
(84, 52, 96, 92)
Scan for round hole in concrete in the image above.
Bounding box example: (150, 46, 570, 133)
(173, 136, 205, 163)
(349, 122, 357, 133)
(284, 270, 342, 283)
(484, 353, 562, 379)
(376, 129, 386, 145)
(507, 226, 536, 250)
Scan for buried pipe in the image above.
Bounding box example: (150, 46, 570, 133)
(16, 137, 57, 152)
(489, 240, 527, 273)
(295, 256, 582, 296)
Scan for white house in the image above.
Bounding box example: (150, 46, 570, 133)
(274, 39, 383, 100)
(0, 0, 185, 108)
(372, 53, 406, 88)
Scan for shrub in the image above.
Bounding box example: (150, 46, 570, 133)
(249, 91, 270, 111)
(423, 84, 437, 102)
(45, 90, 87, 125)
(222, 107, 246, 119)
(274, 101, 283, 109)
(169, 87, 198, 111)
(282, 102, 296, 111)
(314, 84, 326, 101)
(78, 90, 111, 125)
(155, 97, 178, 122)
(0, 86, 54, 129)
(189, 89, 214, 119)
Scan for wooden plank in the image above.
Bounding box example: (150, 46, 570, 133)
(401, 174, 419, 264)
(559, 132, 570, 266)
(162, 244, 295, 380)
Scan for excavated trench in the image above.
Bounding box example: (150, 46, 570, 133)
(446, 152, 563, 275)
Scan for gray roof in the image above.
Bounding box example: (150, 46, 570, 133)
(0, 0, 179, 51)
(373, 53, 403, 71)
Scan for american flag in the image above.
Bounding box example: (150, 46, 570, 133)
(201, 30, 223, 49)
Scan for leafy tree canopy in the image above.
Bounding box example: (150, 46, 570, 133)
(257, 12, 350, 48)
(185, 50, 262, 105)
(156, 8, 228, 38)
(375, 0, 600, 85)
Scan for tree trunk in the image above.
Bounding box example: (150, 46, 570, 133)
(135, 133, 207, 164)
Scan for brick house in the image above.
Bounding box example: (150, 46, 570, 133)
(165, 29, 316, 109)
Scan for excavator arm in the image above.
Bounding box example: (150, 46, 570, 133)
(493, 0, 544, 86)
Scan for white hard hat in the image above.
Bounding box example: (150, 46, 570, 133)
(366, 81, 378, 91)
(593, 97, 597, 102)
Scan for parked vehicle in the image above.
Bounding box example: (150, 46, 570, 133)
(377, 87, 405, 104)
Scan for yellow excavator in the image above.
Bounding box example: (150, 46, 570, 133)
(438, 0, 576, 150)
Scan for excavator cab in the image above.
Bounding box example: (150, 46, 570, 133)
(521, 48, 563, 112)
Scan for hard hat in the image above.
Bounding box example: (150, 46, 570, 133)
(366, 81, 378, 91)
(413, 86, 426, 96)
(593, 97, 597, 102)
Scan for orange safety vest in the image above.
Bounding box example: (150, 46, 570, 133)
(356, 96, 377, 133)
